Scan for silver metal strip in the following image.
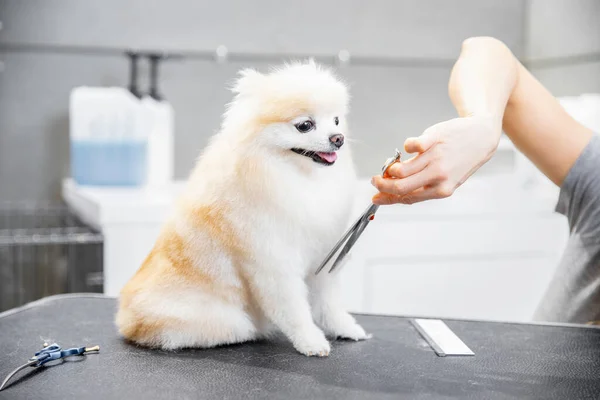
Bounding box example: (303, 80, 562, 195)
(411, 318, 474, 357)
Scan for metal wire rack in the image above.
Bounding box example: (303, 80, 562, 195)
(0, 202, 104, 312)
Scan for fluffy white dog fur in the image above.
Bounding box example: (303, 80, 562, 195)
(115, 60, 370, 357)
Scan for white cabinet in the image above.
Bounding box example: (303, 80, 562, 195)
(337, 174, 569, 322)
(62, 179, 185, 296)
(361, 257, 561, 321)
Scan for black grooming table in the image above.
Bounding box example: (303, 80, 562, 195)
(1, 295, 599, 400)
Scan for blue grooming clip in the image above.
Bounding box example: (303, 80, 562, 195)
(315, 149, 402, 275)
(0, 342, 100, 391)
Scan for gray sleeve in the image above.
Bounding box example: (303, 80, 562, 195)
(532, 133, 600, 324)
(555, 133, 600, 244)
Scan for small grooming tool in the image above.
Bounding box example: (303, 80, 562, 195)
(0, 342, 100, 391)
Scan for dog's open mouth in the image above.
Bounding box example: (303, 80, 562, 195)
(291, 148, 337, 165)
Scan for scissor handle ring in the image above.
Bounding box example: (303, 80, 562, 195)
(381, 148, 402, 177)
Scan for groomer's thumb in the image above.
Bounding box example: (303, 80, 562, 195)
(404, 129, 437, 154)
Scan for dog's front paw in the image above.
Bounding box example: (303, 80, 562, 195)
(334, 322, 372, 341)
(293, 327, 331, 357)
(322, 311, 372, 341)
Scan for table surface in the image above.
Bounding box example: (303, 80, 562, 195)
(0, 294, 599, 400)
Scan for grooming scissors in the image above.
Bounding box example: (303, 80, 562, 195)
(315, 148, 402, 275)
(0, 342, 100, 391)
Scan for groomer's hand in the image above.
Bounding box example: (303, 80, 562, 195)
(372, 36, 520, 205)
(371, 115, 501, 205)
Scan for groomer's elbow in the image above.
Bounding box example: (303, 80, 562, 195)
(461, 36, 510, 52)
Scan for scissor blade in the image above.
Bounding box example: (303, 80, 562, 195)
(315, 203, 378, 275)
(328, 221, 366, 273)
(316, 204, 380, 275)
(329, 204, 379, 273)
(315, 214, 364, 275)
(0, 360, 36, 391)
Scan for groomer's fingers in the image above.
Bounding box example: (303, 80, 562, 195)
(372, 184, 454, 205)
(404, 126, 440, 154)
(371, 166, 442, 197)
(371, 192, 404, 205)
(385, 151, 431, 179)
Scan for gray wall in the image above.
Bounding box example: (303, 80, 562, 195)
(1, 1, 594, 202)
(526, 0, 600, 96)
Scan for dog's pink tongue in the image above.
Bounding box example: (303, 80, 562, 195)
(317, 152, 337, 163)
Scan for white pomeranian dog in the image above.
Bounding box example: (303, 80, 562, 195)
(115, 59, 370, 357)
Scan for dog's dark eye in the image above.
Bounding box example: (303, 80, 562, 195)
(295, 120, 314, 133)
(334, 117, 339, 126)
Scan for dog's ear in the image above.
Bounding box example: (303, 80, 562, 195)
(230, 68, 266, 95)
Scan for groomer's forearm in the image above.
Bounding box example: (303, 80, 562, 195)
(448, 37, 517, 126)
(452, 36, 593, 187)
(503, 62, 593, 186)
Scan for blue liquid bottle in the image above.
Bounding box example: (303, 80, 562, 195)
(69, 87, 148, 187)
(69, 52, 149, 187)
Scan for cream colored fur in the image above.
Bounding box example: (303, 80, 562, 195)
(115, 60, 370, 357)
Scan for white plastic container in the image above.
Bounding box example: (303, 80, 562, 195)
(69, 86, 148, 186)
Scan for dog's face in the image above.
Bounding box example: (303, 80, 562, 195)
(279, 112, 346, 166)
(224, 60, 350, 167)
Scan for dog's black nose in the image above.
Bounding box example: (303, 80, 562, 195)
(329, 134, 344, 148)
